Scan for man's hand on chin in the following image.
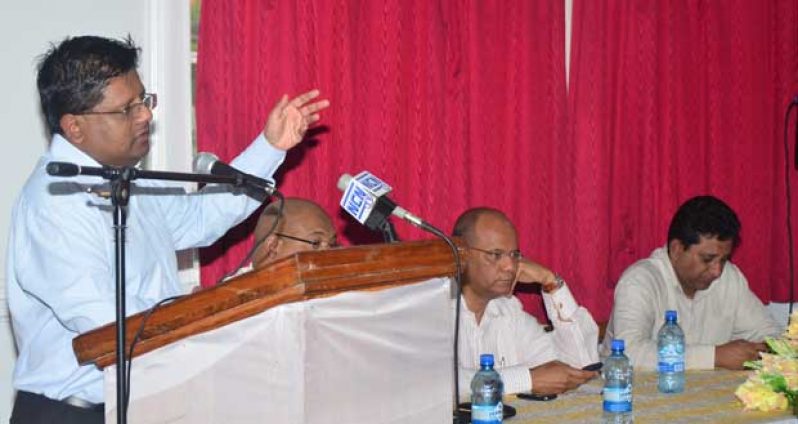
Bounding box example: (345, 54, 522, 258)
(511, 258, 553, 291)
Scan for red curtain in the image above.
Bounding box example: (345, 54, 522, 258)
(197, 0, 798, 322)
(196, 0, 568, 320)
(568, 0, 798, 319)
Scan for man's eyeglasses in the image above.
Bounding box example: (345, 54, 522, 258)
(76, 93, 157, 118)
(467, 246, 522, 263)
(275, 232, 337, 250)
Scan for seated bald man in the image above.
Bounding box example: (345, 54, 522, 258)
(249, 197, 337, 269)
(453, 207, 599, 398)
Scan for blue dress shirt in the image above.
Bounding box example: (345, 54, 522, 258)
(6, 133, 285, 403)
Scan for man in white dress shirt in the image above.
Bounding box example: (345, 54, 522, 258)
(602, 195, 781, 370)
(453, 207, 599, 397)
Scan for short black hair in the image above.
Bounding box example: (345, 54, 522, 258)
(37, 35, 140, 136)
(667, 195, 741, 250)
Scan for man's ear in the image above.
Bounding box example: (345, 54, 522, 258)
(59, 114, 84, 144)
(252, 234, 280, 269)
(261, 234, 281, 261)
(668, 239, 686, 257)
(264, 234, 280, 253)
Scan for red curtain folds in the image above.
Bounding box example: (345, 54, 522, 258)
(568, 0, 798, 319)
(197, 0, 798, 321)
(196, 0, 568, 322)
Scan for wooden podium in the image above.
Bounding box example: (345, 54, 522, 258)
(73, 239, 460, 423)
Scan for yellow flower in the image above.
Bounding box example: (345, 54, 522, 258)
(740, 328, 798, 412)
(757, 354, 798, 391)
(735, 379, 789, 412)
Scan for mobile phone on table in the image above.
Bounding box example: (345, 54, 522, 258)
(516, 392, 557, 401)
(582, 362, 603, 371)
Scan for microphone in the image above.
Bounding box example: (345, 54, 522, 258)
(337, 172, 426, 230)
(47, 161, 119, 178)
(193, 152, 275, 193)
(46, 161, 81, 176)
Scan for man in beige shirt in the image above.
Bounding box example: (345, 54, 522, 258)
(603, 195, 781, 370)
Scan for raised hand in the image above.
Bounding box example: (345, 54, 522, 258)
(263, 89, 330, 151)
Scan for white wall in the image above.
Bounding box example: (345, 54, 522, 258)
(0, 1, 190, 421)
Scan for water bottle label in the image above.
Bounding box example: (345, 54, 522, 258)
(658, 343, 684, 373)
(603, 386, 632, 413)
(472, 402, 503, 424)
(657, 360, 684, 373)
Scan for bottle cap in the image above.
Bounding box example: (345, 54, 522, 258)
(665, 310, 677, 322)
(611, 339, 625, 351)
(479, 354, 495, 367)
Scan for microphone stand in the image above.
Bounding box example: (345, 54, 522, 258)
(50, 162, 271, 424)
(110, 169, 131, 424)
(413, 224, 464, 424)
(371, 210, 465, 421)
(379, 219, 400, 243)
(340, 184, 464, 420)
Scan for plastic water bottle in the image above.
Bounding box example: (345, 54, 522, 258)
(602, 339, 633, 424)
(471, 353, 504, 424)
(657, 309, 685, 393)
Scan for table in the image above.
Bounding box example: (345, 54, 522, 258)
(505, 370, 798, 423)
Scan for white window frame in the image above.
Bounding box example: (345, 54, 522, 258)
(142, 0, 199, 290)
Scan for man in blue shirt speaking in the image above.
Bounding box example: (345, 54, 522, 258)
(6, 35, 328, 423)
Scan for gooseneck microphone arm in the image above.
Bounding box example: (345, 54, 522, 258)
(416, 224, 465, 423)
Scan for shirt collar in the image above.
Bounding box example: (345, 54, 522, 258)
(653, 246, 682, 290)
(48, 133, 103, 167)
(460, 294, 507, 323)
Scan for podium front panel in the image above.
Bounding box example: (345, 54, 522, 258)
(104, 277, 454, 424)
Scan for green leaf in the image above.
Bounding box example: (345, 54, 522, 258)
(761, 373, 788, 392)
(767, 338, 798, 358)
